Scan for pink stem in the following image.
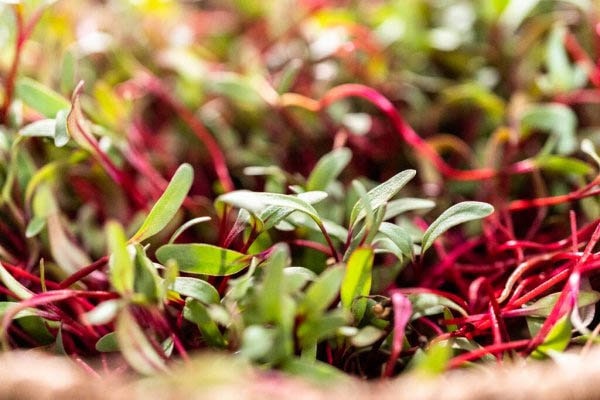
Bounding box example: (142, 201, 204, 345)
(384, 291, 412, 377)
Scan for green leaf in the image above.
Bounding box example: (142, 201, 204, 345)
(535, 155, 593, 176)
(409, 341, 452, 376)
(183, 298, 226, 347)
(115, 308, 167, 375)
(133, 245, 161, 302)
(131, 163, 194, 242)
(543, 24, 587, 93)
(299, 265, 344, 318)
(306, 147, 352, 191)
(84, 300, 121, 325)
(378, 222, 414, 259)
(96, 332, 119, 352)
(240, 325, 276, 361)
(25, 216, 46, 238)
(297, 309, 350, 349)
(341, 247, 374, 321)
(352, 180, 374, 232)
(531, 315, 572, 359)
(107, 221, 134, 296)
(409, 293, 468, 320)
(443, 83, 505, 122)
(521, 291, 600, 317)
(283, 267, 316, 293)
(60, 48, 77, 94)
(581, 139, 600, 168)
(47, 213, 92, 275)
(168, 216, 211, 244)
(15, 77, 70, 118)
(0, 302, 37, 320)
(0, 263, 33, 300)
(207, 72, 264, 108)
(19, 119, 57, 139)
(170, 277, 220, 304)
(217, 190, 326, 228)
(383, 198, 435, 220)
(53, 109, 70, 147)
(521, 103, 577, 155)
(282, 358, 347, 383)
(350, 325, 385, 347)
(156, 243, 248, 276)
(421, 201, 494, 253)
(349, 170, 416, 226)
(258, 245, 288, 324)
(19, 110, 69, 147)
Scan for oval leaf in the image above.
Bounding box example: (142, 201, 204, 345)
(217, 190, 325, 226)
(132, 163, 194, 242)
(299, 265, 344, 318)
(156, 243, 248, 276)
(421, 201, 494, 252)
(96, 332, 119, 352)
(107, 221, 134, 295)
(15, 77, 70, 118)
(170, 277, 220, 304)
(306, 147, 352, 191)
(341, 247, 374, 321)
(350, 170, 416, 226)
(19, 119, 56, 139)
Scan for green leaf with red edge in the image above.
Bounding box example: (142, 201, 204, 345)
(131, 163, 194, 243)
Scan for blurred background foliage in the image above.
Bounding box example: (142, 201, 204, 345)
(2, 0, 598, 186)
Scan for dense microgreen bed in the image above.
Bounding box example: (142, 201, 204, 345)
(2, 0, 600, 382)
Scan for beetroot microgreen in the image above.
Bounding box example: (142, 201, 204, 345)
(2, 0, 600, 385)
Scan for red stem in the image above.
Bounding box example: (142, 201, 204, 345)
(58, 255, 109, 289)
(383, 291, 412, 377)
(447, 339, 530, 369)
(319, 84, 537, 181)
(289, 239, 333, 256)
